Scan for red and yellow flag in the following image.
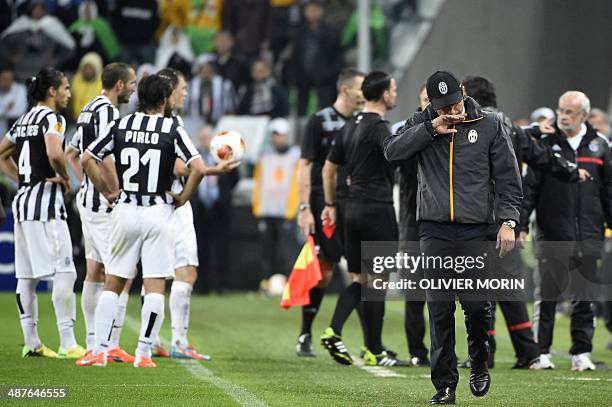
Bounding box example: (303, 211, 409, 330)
(281, 236, 322, 309)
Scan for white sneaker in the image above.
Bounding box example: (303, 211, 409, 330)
(530, 353, 555, 369)
(571, 353, 596, 371)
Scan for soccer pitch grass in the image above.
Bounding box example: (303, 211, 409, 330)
(0, 293, 611, 406)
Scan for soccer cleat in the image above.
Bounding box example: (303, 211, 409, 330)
(22, 344, 58, 358)
(296, 334, 316, 357)
(530, 353, 555, 369)
(152, 344, 170, 358)
(75, 351, 107, 367)
(58, 344, 87, 359)
(107, 347, 135, 363)
(512, 356, 540, 369)
(410, 356, 430, 367)
(320, 327, 353, 365)
(363, 349, 410, 367)
(134, 355, 157, 368)
(170, 343, 212, 361)
(359, 345, 398, 359)
(571, 353, 596, 371)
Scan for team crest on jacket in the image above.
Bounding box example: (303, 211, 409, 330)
(552, 144, 562, 151)
(589, 141, 599, 153)
(468, 129, 478, 143)
(438, 81, 448, 94)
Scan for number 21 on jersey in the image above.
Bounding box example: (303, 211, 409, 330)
(121, 147, 161, 193)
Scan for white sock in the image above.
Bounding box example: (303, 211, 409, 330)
(136, 293, 165, 359)
(109, 291, 129, 348)
(94, 291, 119, 354)
(16, 278, 42, 350)
(81, 281, 104, 351)
(170, 281, 193, 346)
(52, 273, 77, 350)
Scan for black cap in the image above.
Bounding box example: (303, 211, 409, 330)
(426, 70, 462, 110)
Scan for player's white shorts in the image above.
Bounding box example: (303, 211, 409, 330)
(173, 201, 199, 269)
(14, 219, 76, 279)
(106, 203, 175, 280)
(77, 202, 111, 265)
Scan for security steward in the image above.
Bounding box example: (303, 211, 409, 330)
(384, 70, 522, 404)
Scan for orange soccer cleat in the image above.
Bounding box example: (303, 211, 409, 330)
(152, 344, 170, 358)
(107, 347, 135, 363)
(75, 351, 108, 367)
(134, 355, 157, 368)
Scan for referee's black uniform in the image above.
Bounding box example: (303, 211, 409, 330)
(328, 111, 397, 356)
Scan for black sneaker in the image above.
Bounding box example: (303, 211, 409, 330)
(320, 328, 353, 365)
(296, 334, 315, 357)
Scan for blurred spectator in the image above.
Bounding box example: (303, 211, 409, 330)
(222, 0, 270, 59)
(42, 0, 109, 27)
(120, 62, 155, 116)
(530, 106, 555, 124)
(185, 0, 224, 55)
(238, 58, 289, 118)
(252, 118, 301, 284)
(155, 25, 194, 77)
(0, 0, 16, 33)
(112, 0, 159, 66)
(588, 108, 610, 137)
(269, 0, 299, 65)
(158, 0, 190, 33)
(212, 30, 251, 93)
(0, 62, 27, 137)
(67, 0, 120, 66)
(342, 1, 387, 64)
(185, 55, 236, 133)
(291, 0, 342, 116)
(0, 0, 75, 81)
(70, 51, 102, 119)
(324, 0, 354, 28)
(193, 126, 240, 293)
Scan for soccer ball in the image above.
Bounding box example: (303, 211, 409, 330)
(267, 274, 287, 296)
(210, 130, 245, 163)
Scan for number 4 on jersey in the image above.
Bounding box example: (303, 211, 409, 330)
(18, 140, 32, 183)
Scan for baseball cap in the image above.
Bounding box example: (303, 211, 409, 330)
(269, 118, 290, 135)
(426, 70, 463, 110)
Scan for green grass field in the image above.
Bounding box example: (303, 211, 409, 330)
(0, 292, 611, 406)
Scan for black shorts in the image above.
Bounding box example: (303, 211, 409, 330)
(344, 200, 398, 274)
(310, 195, 345, 264)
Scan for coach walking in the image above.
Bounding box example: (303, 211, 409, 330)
(384, 70, 522, 404)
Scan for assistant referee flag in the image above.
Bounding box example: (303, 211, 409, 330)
(281, 236, 322, 309)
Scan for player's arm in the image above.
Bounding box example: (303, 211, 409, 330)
(44, 115, 70, 193)
(321, 159, 338, 225)
(171, 157, 206, 208)
(99, 156, 119, 194)
(0, 137, 18, 183)
(174, 158, 189, 177)
(82, 121, 119, 201)
(96, 106, 120, 192)
(296, 158, 315, 235)
(65, 146, 83, 182)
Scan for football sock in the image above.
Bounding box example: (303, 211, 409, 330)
(300, 287, 325, 335)
(94, 291, 119, 354)
(52, 272, 77, 350)
(81, 281, 103, 351)
(170, 281, 192, 346)
(136, 293, 165, 359)
(330, 282, 362, 336)
(109, 291, 129, 348)
(364, 301, 385, 355)
(16, 278, 42, 350)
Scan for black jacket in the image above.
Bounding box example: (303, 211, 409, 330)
(521, 123, 612, 246)
(384, 97, 522, 225)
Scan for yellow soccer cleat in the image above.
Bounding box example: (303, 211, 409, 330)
(58, 344, 87, 359)
(22, 344, 58, 358)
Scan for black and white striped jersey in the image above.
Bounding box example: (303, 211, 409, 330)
(69, 95, 119, 213)
(86, 112, 200, 206)
(6, 105, 67, 222)
(171, 113, 186, 194)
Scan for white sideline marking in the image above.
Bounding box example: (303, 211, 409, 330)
(353, 358, 406, 378)
(559, 377, 612, 382)
(124, 315, 268, 407)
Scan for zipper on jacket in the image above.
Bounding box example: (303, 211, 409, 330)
(449, 129, 455, 222)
